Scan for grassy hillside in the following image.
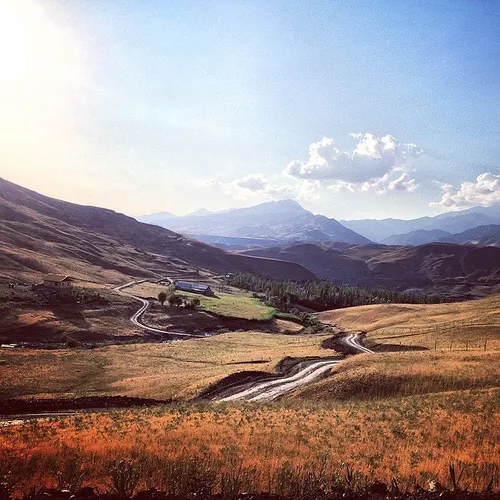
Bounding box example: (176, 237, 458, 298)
(0, 177, 315, 285)
(0, 279, 140, 344)
(292, 350, 500, 401)
(0, 332, 333, 400)
(2, 390, 498, 494)
(318, 293, 500, 350)
(292, 295, 500, 403)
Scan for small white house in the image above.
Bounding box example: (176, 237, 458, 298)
(42, 274, 74, 293)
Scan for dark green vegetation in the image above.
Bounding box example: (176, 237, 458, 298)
(241, 242, 500, 299)
(227, 273, 447, 313)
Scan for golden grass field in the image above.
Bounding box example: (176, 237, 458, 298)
(306, 295, 500, 402)
(319, 293, 500, 350)
(1, 389, 498, 494)
(292, 350, 500, 401)
(0, 331, 333, 400)
(127, 281, 277, 320)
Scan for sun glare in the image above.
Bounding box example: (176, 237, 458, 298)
(0, 0, 85, 151)
(0, 0, 84, 86)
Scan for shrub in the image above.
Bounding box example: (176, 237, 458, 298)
(185, 297, 200, 309)
(167, 294, 183, 307)
(108, 460, 140, 498)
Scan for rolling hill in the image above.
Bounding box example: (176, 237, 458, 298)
(439, 224, 500, 246)
(241, 242, 500, 298)
(0, 178, 315, 284)
(139, 199, 371, 245)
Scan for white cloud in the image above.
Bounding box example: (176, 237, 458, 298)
(204, 174, 320, 203)
(284, 132, 422, 193)
(235, 174, 268, 192)
(430, 172, 500, 211)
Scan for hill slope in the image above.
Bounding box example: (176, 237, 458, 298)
(242, 242, 500, 297)
(439, 224, 500, 246)
(0, 178, 315, 284)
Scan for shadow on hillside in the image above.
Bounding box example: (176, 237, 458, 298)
(370, 343, 429, 352)
(50, 307, 92, 329)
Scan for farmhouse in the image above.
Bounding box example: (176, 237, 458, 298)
(174, 281, 215, 296)
(43, 274, 74, 290)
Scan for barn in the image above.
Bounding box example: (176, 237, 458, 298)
(174, 281, 215, 296)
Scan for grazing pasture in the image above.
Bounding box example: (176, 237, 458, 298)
(127, 281, 277, 320)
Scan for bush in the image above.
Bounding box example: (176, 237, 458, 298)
(108, 460, 140, 498)
(167, 294, 183, 307)
(185, 297, 201, 309)
(65, 338, 82, 349)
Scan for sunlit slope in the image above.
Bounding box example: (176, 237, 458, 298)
(291, 350, 500, 401)
(318, 294, 500, 350)
(0, 332, 333, 400)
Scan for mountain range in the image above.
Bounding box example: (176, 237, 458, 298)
(2, 177, 500, 300)
(341, 205, 500, 243)
(138, 200, 371, 246)
(139, 200, 500, 249)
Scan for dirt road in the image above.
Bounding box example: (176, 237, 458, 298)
(114, 279, 205, 338)
(216, 333, 373, 402)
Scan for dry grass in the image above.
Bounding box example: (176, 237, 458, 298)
(0, 282, 140, 344)
(292, 350, 500, 401)
(1, 389, 498, 494)
(319, 294, 500, 350)
(0, 332, 333, 400)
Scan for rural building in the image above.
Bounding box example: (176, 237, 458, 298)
(42, 275, 74, 291)
(32, 275, 74, 294)
(174, 281, 214, 296)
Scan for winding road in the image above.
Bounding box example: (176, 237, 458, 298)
(113, 279, 205, 338)
(115, 280, 374, 401)
(217, 333, 373, 402)
(1, 284, 374, 424)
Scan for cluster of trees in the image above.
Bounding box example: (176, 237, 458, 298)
(227, 273, 447, 312)
(157, 291, 200, 309)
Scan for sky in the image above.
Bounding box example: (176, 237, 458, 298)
(1, 0, 500, 220)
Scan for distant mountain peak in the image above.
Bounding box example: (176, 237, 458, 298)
(252, 199, 307, 214)
(187, 208, 213, 216)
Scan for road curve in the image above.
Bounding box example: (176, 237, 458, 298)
(113, 279, 204, 338)
(216, 332, 373, 402)
(344, 332, 374, 354)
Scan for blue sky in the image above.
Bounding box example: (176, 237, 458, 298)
(1, 0, 500, 219)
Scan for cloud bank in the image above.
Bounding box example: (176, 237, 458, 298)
(285, 133, 422, 193)
(431, 172, 500, 211)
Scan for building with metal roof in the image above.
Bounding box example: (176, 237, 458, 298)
(174, 281, 215, 296)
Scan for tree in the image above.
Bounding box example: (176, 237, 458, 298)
(158, 291, 167, 305)
(168, 293, 183, 307)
